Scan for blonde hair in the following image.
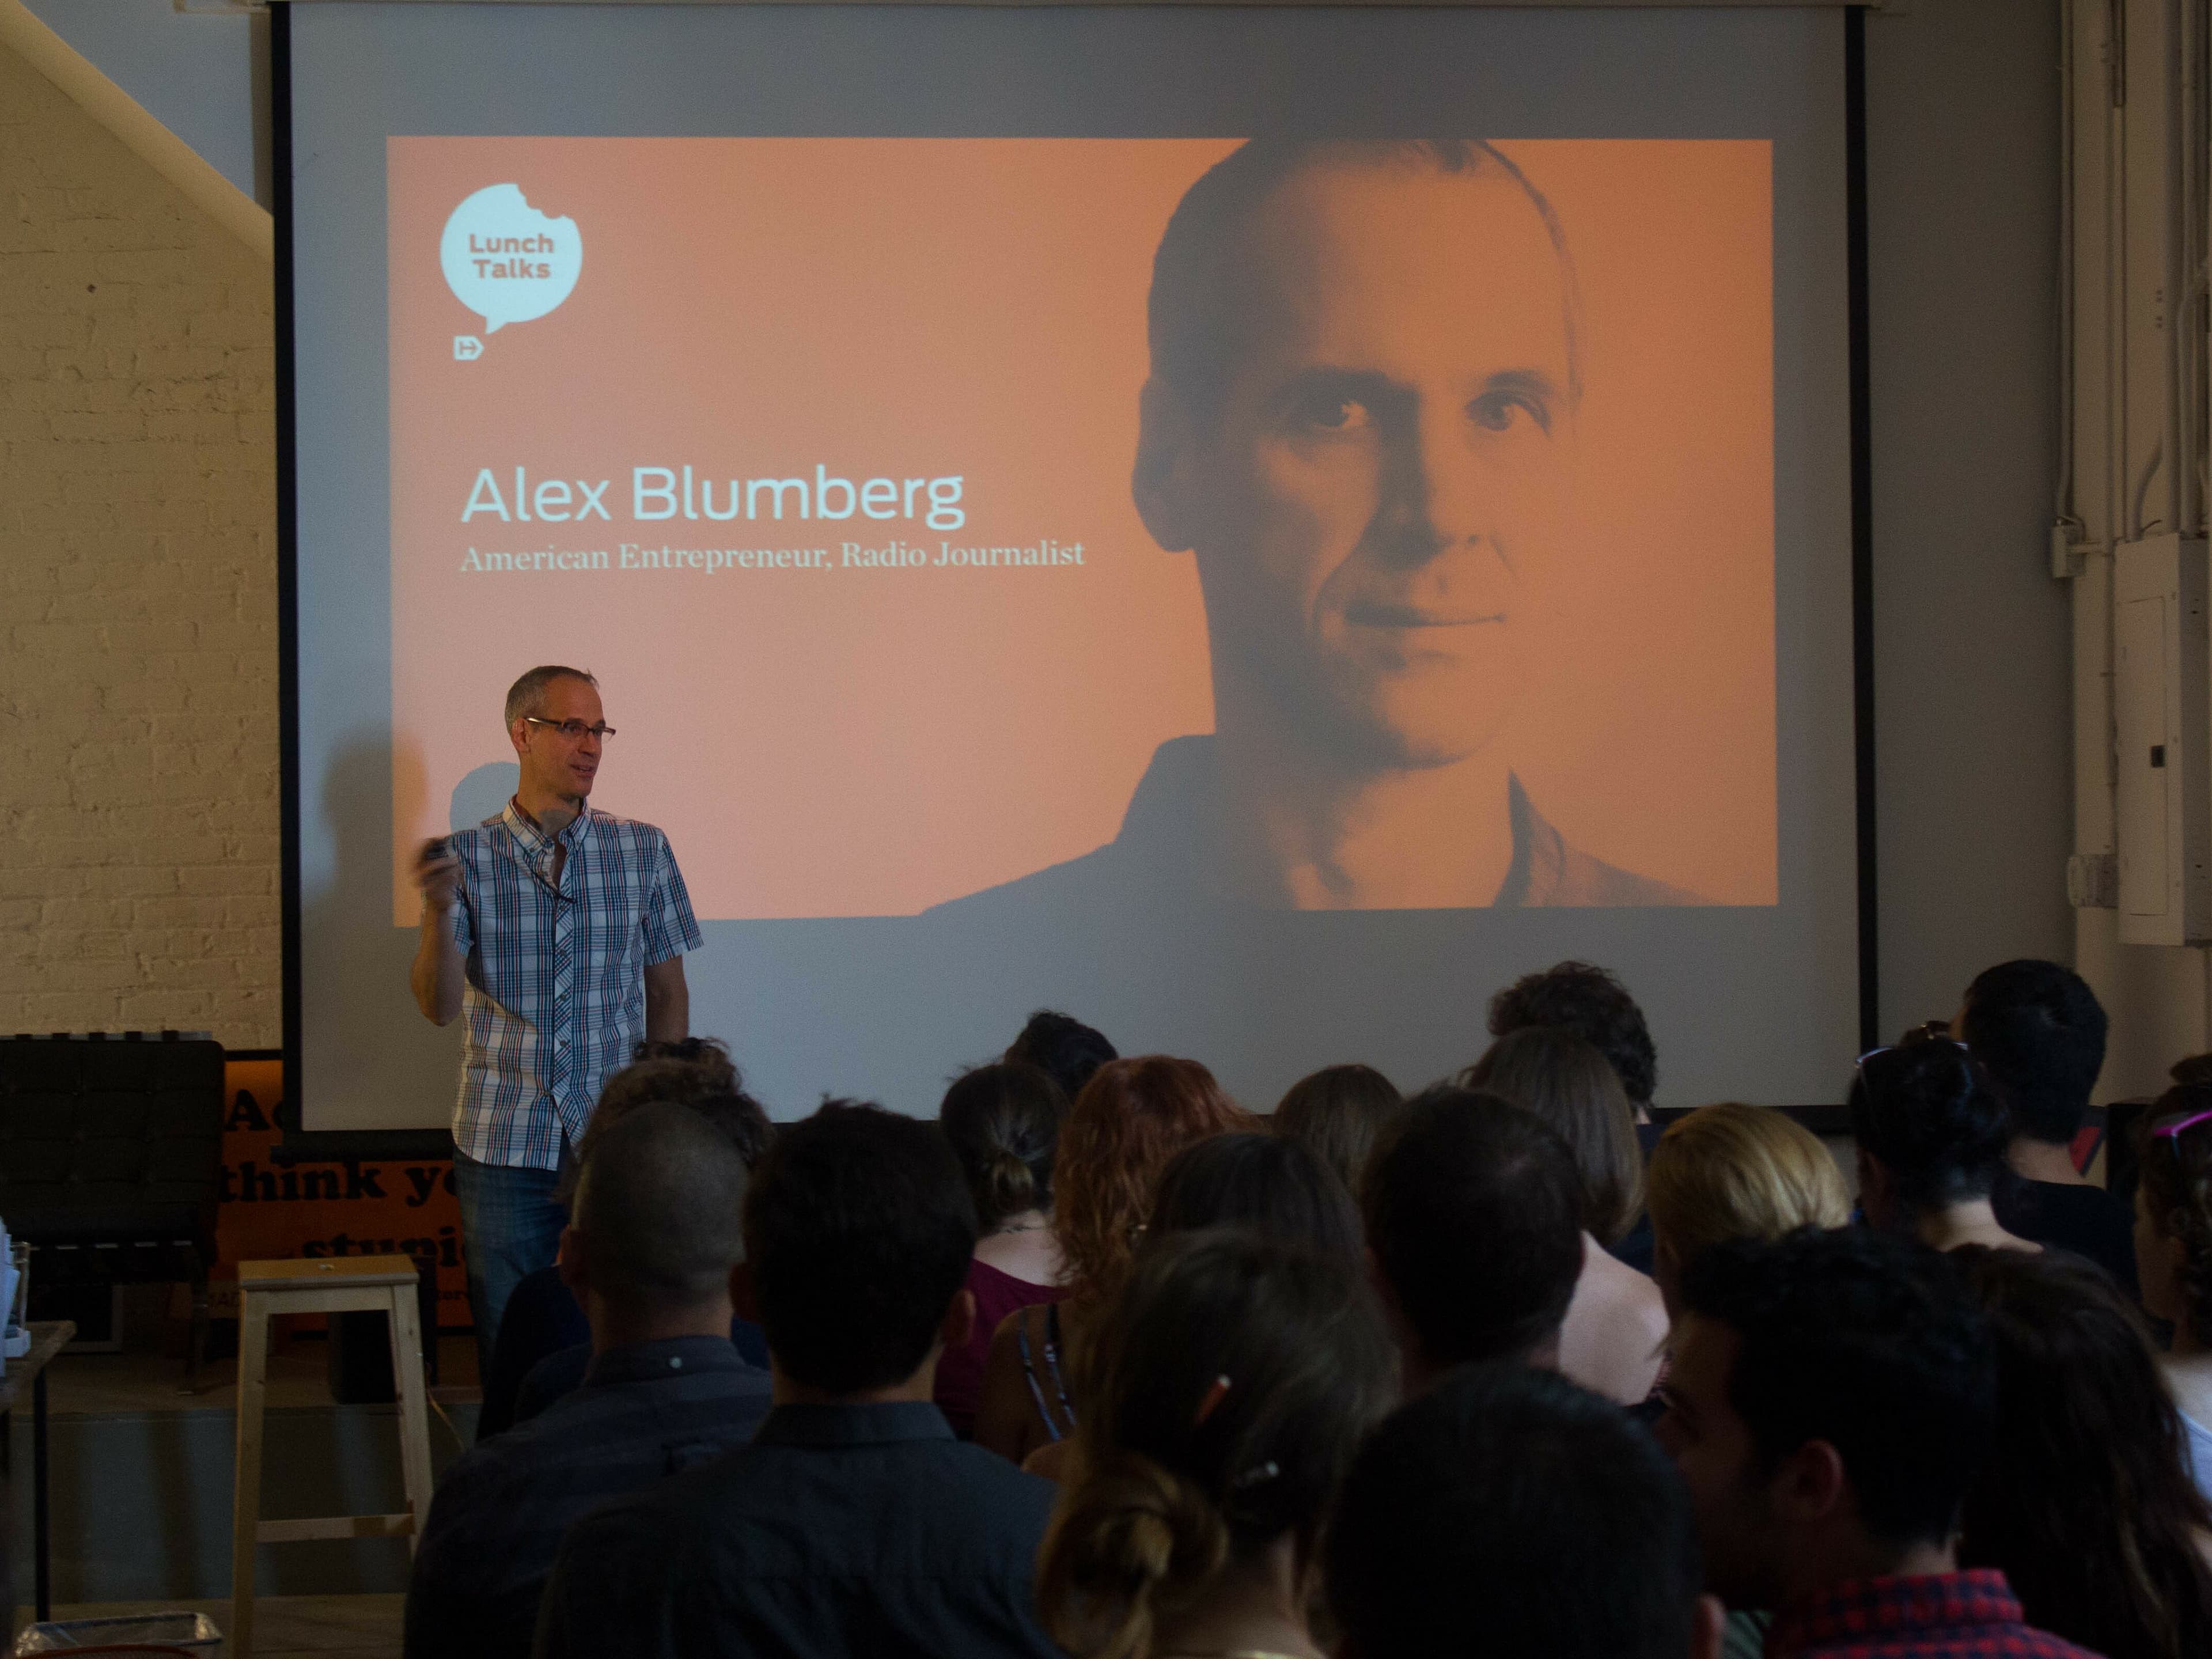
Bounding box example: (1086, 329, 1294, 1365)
(1646, 1104, 1850, 1267)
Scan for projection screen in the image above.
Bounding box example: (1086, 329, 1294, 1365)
(282, 2, 1859, 1130)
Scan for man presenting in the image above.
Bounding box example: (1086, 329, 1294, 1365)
(412, 665, 702, 1369)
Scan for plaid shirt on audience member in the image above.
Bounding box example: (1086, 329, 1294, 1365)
(446, 802, 702, 1170)
(1766, 1571, 2101, 1659)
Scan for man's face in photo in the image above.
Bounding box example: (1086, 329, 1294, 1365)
(1161, 161, 1575, 770)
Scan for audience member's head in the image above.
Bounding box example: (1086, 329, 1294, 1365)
(1329, 1364, 1722, 1659)
(1147, 1132, 1363, 1266)
(2138, 1084, 2212, 1350)
(1953, 1245, 2212, 1659)
(1054, 1056, 1254, 1306)
(560, 1103, 750, 1341)
(1955, 959, 2108, 1147)
(1038, 1230, 1393, 1659)
(1362, 1087, 1584, 1385)
(1847, 1035, 2012, 1230)
(1007, 1010, 1120, 1104)
(743, 1101, 978, 1395)
(1662, 1228, 1996, 1612)
(1646, 1103, 1850, 1317)
(939, 1060, 1067, 1234)
(567, 1038, 774, 1204)
(1489, 960, 1657, 1111)
(1271, 1063, 1402, 1196)
(1463, 1026, 1644, 1246)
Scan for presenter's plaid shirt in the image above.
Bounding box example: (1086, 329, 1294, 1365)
(1766, 1571, 2101, 1659)
(445, 802, 702, 1170)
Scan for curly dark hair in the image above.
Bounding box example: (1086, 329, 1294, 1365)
(1488, 961, 1657, 1107)
(1955, 1246, 2212, 1659)
(1680, 1226, 1996, 1549)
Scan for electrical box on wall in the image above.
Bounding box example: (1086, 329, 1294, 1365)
(2115, 535, 2212, 945)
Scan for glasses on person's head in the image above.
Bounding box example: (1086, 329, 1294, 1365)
(1856, 1028, 1970, 1090)
(523, 716, 617, 741)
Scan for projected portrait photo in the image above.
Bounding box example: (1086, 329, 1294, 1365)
(965, 140, 1695, 914)
(386, 136, 1774, 921)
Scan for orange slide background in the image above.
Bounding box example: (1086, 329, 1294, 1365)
(388, 138, 1774, 918)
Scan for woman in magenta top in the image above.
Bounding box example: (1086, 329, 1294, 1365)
(935, 1060, 1067, 1435)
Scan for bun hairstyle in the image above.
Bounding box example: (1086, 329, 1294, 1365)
(939, 1061, 1067, 1233)
(1847, 1036, 2013, 1213)
(1038, 1230, 1395, 1659)
(2138, 1082, 2212, 1346)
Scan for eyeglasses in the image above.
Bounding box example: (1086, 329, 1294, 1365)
(524, 717, 617, 741)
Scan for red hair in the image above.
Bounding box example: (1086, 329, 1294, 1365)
(1054, 1056, 1254, 1306)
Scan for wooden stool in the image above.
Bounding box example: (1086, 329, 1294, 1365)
(229, 1256, 434, 1659)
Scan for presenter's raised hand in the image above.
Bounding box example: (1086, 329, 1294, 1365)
(410, 838, 465, 1026)
(415, 838, 460, 912)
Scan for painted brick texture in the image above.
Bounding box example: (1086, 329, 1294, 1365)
(0, 45, 279, 1044)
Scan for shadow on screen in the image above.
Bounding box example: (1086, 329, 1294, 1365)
(450, 762, 518, 834)
(297, 732, 462, 1130)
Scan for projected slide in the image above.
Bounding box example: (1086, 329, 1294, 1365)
(385, 138, 1775, 921)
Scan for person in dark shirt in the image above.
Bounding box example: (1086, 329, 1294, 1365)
(1955, 959, 2137, 1291)
(405, 1104, 772, 1659)
(534, 1101, 1059, 1659)
(1362, 1087, 1585, 1394)
(1657, 1228, 2097, 1659)
(1329, 1364, 1724, 1659)
(476, 1039, 777, 1440)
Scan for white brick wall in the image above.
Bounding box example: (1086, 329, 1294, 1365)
(0, 44, 279, 1044)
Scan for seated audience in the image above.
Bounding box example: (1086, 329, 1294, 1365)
(1147, 1131, 1364, 1264)
(1270, 1063, 1402, 1196)
(2134, 1084, 2212, 1499)
(1490, 958, 1660, 1121)
(478, 1041, 774, 1439)
(1361, 1086, 1585, 1392)
(1645, 1103, 1852, 1319)
(536, 1102, 1058, 1659)
(1328, 1363, 1725, 1659)
(1957, 959, 2135, 1289)
(1465, 1027, 1668, 1404)
(1037, 1230, 1394, 1659)
(1007, 1008, 1119, 1103)
(404, 1105, 771, 1659)
(1953, 1245, 2212, 1659)
(1491, 960, 1663, 1270)
(1661, 1226, 2096, 1659)
(1849, 1034, 2037, 1253)
(974, 1057, 1253, 1464)
(935, 1060, 1069, 1437)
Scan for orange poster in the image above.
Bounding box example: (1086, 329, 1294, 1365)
(388, 138, 1774, 917)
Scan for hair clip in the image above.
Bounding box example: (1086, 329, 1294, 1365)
(1230, 1460, 1281, 1491)
(2154, 1107, 2212, 1140)
(1194, 1374, 1232, 1427)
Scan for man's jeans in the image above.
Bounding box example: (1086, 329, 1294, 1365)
(453, 1146, 571, 1381)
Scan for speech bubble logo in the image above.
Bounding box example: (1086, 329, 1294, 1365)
(440, 184, 581, 336)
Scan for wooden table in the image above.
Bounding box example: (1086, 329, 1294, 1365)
(0, 1321, 77, 1622)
